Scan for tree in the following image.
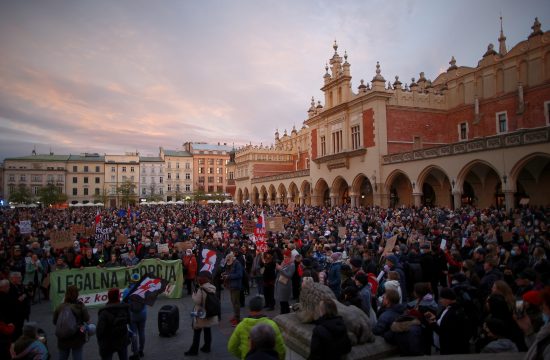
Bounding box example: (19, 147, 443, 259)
(93, 188, 109, 205)
(38, 183, 68, 206)
(117, 180, 137, 207)
(9, 184, 32, 204)
(147, 184, 163, 202)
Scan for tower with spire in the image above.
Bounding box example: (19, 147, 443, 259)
(498, 15, 507, 56)
(320, 40, 352, 109)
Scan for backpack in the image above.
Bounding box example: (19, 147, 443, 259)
(202, 290, 220, 318)
(55, 304, 79, 339)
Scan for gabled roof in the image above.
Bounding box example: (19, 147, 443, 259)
(163, 149, 192, 157)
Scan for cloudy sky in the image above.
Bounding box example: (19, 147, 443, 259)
(0, 0, 548, 160)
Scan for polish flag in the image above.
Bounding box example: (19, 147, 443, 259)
(95, 209, 101, 225)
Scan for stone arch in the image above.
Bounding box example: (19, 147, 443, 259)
(236, 188, 243, 204)
(300, 180, 312, 205)
(277, 183, 287, 205)
(456, 160, 502, 208)
(351, 173, 374, 207)
(385, 170, 413, 207)
(243, 187, 250, 204)
(268, 184, 277, 205)
(510, 152, 550, 207)
(288, 182, 299, 204)
(417, 165, 453, 208)
(251, 186, 259, 205)
(313, 178, 330, 207)
(260, 185, 268, 205)
(331, 176, 350, 206)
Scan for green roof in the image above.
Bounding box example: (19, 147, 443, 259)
(5, 154, 70, 161)
(68, 154, 105, 161)
(163, 149, 192, 157)
(140, 156, 163, 162)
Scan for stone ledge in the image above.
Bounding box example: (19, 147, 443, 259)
(274, 313, 398, 360)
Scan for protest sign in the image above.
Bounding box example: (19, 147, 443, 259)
(502, 232, 513, 242)
(95, 227, 111, 242)
(50, 259, 183, 309)
(174, 241, 193, 252)
(382, 235, 398, 257)
(242, 220, 256, 234)
(338, 226, 347, 238)
(266, 217, 285, 232)
(157, 243, 169, 254)
(70, 224, 85, 235)
(50, 230, 73, 249)
(19, 220, 32, 234)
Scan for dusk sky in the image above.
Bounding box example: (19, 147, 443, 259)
(1, 0, 548, 161)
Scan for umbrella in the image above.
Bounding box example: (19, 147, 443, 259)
(176, 200, 184, 204)
(222, 199, 234, 204)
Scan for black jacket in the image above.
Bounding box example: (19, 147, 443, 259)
(430, 303, 470, 355)
(308, 315, 351, 360)
(97, 303, 130, 354)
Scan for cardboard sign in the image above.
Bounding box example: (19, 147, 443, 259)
(157, 243, 169, 254)
(338, 227, 347, 238)
(50, 230, 73, 249)
(116, 233, 128, 246)
(266, 217, 285, 232)
(440, 239, 447, 250)
(70, 224, 85, 235)
(502, 232, 513, 243)
(242, 220, 256, 234)
(19, 220, 32, 234)
(382, 235, 398, 257)
(174, 241, 193, 252)
(84, 227, 96, 238)
(287, 202, 295, 212)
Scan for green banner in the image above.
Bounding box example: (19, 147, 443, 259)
(50, 259, 183, 309)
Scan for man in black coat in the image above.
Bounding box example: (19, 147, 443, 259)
(308, 299, 351, 360)
(97, 288, 131, 360)
(425, 288, 470, 355)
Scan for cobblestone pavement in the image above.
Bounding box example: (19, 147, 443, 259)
(29, 287, 304, 360)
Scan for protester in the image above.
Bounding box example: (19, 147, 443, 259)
(122, 274, 146, 359)
(10, 322, 48, 360)
(275, 249, 295, 314)
(183, 249, 198, 296)
(224, 252, 244, 326)
(244, 323, 279, 360)
(97, 288, 130, 360)
(53, 285, 90, 360)
(184, 271, 219, 356)
(308, 299, 351, 360)
(227, 295, 286, 360)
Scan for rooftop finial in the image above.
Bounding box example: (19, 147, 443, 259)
(371, 61, 386, 83)
(448, 56, 457, 71)
(344, 50, 348, 63)
(499, 15, 507, 56)
(333, 39, 338, 53)
(483, 43, 497, 57)
(529, 17, 543, 38)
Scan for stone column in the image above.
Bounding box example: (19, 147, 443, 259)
(330, 195, 337, 207)
(298, 195, 304, 206)
(452, 190, 462, 210)
(287, 195, 293, 205)
(374, 193, 390, 208)
(412, 192, 422, 208)
(350, 195, 358, 208)
(504, 190, 515, 212)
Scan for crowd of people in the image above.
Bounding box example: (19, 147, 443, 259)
(0, 202, 549, 359)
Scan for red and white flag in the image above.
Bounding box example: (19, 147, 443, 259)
(200, 248, 218, 273)
(95, 209, 101, 225)
(125, 275, 168, 306)
(254, 211, 267, 253)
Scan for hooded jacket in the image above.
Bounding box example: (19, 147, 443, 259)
(227, 314, 286, 360)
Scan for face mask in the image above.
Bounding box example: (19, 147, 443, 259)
(543, 313, 550, 325)
(500, 249, 505, 255)
(511, 250, 517, 257)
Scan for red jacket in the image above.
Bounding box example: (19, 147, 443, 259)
(183, 255, 198, 280)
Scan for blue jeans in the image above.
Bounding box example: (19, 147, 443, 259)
(58, 345, 83, 360)
(130, 318, 146, 353)
(101, 346, 128, 360)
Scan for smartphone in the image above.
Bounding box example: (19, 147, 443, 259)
(515, 300, 525, 318)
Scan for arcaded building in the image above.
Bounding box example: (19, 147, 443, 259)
(234, 18, 550, 210)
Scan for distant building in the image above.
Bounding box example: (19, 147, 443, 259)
(66, 154, 105, 204)
(159, 148, 193, 201)
(104, 153, 140, 207)
(183, 142, 234, 196)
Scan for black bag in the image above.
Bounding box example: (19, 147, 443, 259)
(129, 299, 145, 313)
(203, 290, 220, 318)
(158, 304, 179, 337)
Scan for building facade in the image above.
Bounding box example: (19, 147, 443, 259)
(104, 153, 140, 207)
(184, 142, 234, 196)
(66, 154, 105, 204)
(160, 148, 193, 201)
(233, 18, 550, 210)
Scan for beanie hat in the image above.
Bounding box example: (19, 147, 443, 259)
(130, 273, 141, 283)
(249, 296, 264, 312)
(386, 254, 399, 265)
(107, 288, 120, 304)
(439, 287, 456, 301)
(523, 290, 543, 306)
(331, 252, 342, 261)
(355, 273, 369, 286)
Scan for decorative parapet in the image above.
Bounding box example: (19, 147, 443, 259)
(251, 169, 310, 184)
(312, 149, 367, 171)
(383, 127, 550, 164)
